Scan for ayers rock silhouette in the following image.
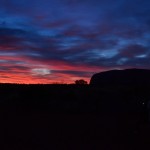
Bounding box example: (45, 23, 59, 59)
(90, 68, 150, 86)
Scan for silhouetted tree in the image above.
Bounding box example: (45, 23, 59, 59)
(75, 79, 88, 85)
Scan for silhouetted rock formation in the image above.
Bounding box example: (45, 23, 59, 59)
(90, 68, 150, 86)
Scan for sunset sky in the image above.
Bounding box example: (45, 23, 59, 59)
(0, 0, 150, 83)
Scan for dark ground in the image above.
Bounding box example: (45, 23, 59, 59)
(0, 84, 149, 150)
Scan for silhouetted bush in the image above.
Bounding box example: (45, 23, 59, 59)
(75, 79, 88, 85)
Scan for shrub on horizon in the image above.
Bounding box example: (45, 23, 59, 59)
(75, 79, 88, 85)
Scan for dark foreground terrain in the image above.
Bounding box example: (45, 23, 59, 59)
(0, 83, 150, 150)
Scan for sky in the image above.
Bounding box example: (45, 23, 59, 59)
(0, 0, 150, 83)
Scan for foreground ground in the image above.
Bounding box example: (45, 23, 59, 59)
(0, 84, 149, 150)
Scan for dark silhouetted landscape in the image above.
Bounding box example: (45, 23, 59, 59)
(0, 69, 150, 149)
(1, 0, 150, 149)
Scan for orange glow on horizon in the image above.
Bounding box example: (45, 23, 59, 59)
(0, 54, 108, 84)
